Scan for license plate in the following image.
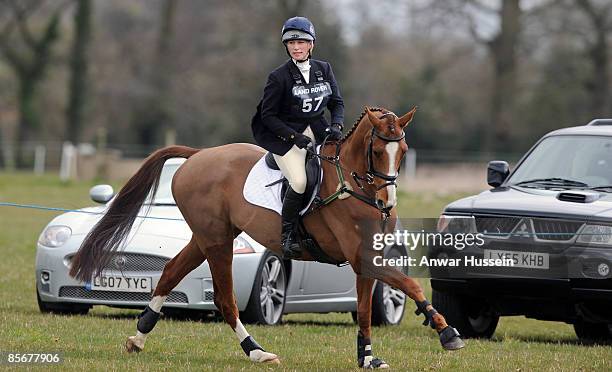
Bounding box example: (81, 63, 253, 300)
(484, 249, 549, 269)
(90, 275, 152, 292)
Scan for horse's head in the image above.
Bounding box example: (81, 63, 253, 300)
(361, 106, 416, 209)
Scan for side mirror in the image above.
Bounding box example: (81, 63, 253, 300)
(90, 184, 114, 204)
(487, 161, 510, 187)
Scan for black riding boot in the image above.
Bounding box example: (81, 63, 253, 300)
(281, 187, 304, 259)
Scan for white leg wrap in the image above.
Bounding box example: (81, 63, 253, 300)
(234, 319, 278, 363)
(248, 349, 279, 363)
(234, 319, 249, 342)
(149, 295, 167, 313)
(361, 343, 389, 369)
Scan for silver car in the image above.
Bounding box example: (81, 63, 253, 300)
(35, 158, 407, 325)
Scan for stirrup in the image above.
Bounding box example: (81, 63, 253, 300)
(282, 238, 302, 259)
(415, 300, 438, 329)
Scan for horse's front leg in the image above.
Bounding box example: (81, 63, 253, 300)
(371, 266, 465, 351)
(356, 275, 389, 369)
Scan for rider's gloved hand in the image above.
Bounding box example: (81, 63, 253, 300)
(292, 133, 312, 149)
(327, 123, 343, 141)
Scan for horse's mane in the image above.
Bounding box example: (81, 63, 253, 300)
(342, 107, 391, 141)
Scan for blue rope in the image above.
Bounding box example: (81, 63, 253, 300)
(0, 202, 603, 236)
(0, 202, 185, 221)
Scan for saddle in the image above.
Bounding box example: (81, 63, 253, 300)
(264, 150, 346, 266)
(264, 152, 321, 210)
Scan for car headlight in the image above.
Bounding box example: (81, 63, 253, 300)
(233, 235, 255, 254)
(437, 215, 477, 233)
(577, 224, 612, 246)
(38, 226, 72, 248)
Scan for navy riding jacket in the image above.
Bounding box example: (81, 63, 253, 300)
(251, 59, 344, 155)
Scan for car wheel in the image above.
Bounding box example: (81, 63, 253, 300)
(432, 289, 498, 339)
(37, 288, 90, 315)
(241, 251, 286, 325)
(350, 281, 407, 326)
(573, 321, 612, 342)
(352, 245, 407, 326)
(370, 280, 406, 326)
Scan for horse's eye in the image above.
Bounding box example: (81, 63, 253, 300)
(373, 149, 383, 157)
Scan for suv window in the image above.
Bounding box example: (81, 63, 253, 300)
(508, 135, 612, 188)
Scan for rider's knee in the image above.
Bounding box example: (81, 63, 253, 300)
(290, 177, 307, 194)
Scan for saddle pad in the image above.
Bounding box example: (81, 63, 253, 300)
(243, 149, 322, 216)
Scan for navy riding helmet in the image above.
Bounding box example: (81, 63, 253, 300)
(281, 16, 316, 43)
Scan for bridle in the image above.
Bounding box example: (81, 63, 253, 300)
(358, 122, 406, 191)
(309, 112, 406, 222)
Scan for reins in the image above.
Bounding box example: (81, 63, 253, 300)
(307, 115, 405, 223)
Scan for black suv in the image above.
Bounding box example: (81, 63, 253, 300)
(430, 119, 612, 342)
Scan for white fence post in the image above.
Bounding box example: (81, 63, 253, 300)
(59, 142, 76, 181)
(34, 145, 46, 175)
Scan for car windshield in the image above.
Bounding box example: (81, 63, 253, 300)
(507, 135, 612, 189)
(149, 163, 181, 205)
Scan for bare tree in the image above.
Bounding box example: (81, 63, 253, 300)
(427, 0, 523, 151)
(574, 0, 612, 116)
(132, 0, 179, 146)
(277, 0, 305, 19)
(0, 0, 70, 166)
(66, 0, 92, 144)
(423, 0, 560, 152)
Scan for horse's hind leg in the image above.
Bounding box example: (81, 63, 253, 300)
(126, 236, 206, 353)
(205, 239, 280, 364)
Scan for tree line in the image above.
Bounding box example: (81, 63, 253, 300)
(1, 0, 611, 167)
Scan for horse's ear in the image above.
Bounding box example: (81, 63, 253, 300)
(365, 106, 384, 130)
(397, 106, 417, 128)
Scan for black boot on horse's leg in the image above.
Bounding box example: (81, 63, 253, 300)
(280, 187, 303, 259)
(415, 300, 465, 350)
(357, 331, 389, 369)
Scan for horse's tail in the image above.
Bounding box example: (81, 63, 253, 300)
(69, 145, 200, 282)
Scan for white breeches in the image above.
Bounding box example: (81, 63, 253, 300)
(273, 126, 315, 194)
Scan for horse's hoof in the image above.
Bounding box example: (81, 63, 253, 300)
(249, 349, 280, 363)
(439, 326, 465, 351)
(361, 357, 389, 369)
(125, 336, 143, 353)
(266, 357, 281, 365)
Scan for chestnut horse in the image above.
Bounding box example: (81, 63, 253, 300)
(69, 107, 464, 368)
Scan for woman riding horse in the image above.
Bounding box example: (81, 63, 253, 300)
(68, 19, 465, 369)
(251, 16, 344, 259)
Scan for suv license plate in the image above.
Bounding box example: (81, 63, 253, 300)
(90, 276, 152, 292)
(484, 249, 549, 269)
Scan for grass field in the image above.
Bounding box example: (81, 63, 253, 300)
(0, 173, 610, 371)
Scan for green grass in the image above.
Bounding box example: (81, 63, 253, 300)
(0, 172, 610, 370)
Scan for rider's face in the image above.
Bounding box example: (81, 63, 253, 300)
(286, 40, 312, 60)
